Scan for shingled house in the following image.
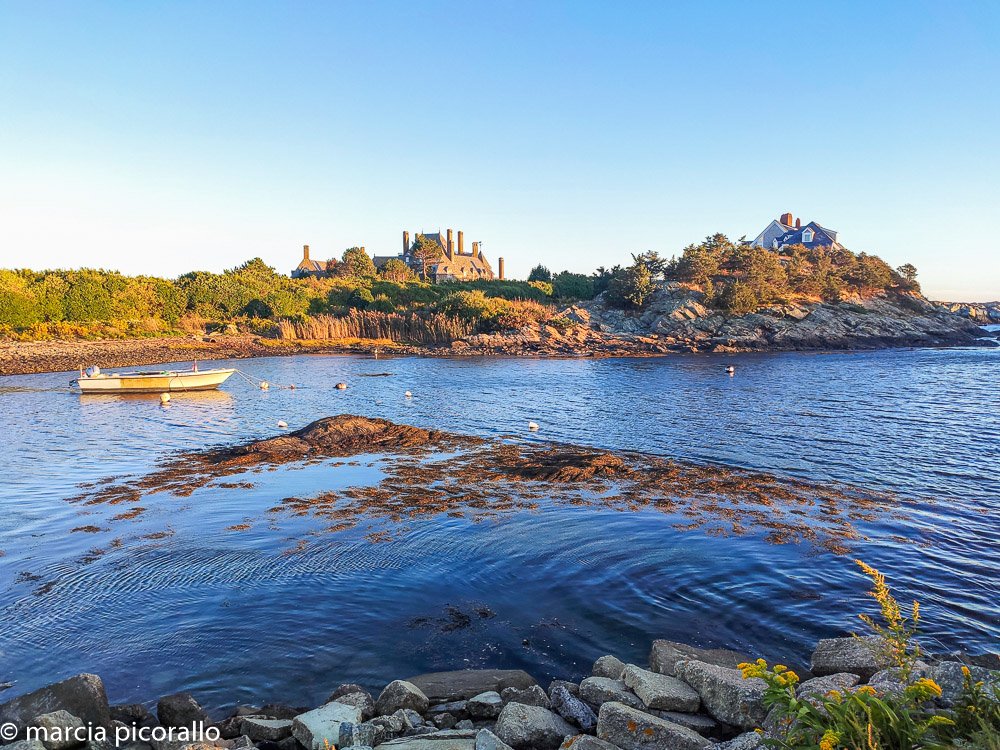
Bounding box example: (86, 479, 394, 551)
(750, 213, 842, 251)
(291, 245, 327, 278)
(375, 228, 503, 282)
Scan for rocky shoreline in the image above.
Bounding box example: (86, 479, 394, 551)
(1, 285, 995, 377)
(2, 637, 997, 750)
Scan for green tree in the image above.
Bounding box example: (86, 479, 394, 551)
(528, 264, 552, 283)
(552, 271, 595, 300)
(897, 263, 918, 283)
(631, 251, 668, 279)
(607, 261, 653, 309)
(339, 247, 376, 279)
(379, 258, 417, 283)
(720, 281, 759, 315)
(410, 235, 443, 280)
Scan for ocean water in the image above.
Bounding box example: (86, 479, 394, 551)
(0, 348, 997, 710)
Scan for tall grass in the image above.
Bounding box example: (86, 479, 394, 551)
(275, 311, 475, 345)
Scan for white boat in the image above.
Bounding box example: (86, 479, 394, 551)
(73, 365, 236, 394)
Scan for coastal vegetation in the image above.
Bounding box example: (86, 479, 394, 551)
(0, 237, 925, 343)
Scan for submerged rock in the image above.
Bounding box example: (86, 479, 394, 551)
(406, 671, 537, 703)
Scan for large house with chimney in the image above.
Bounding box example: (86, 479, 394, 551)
(750, 212, 842, 252)
(291, 245, 327, 278)
(375, 228, 505, 283)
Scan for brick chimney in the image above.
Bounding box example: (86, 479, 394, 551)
(303, 244, 310, 261)
(795, 218, 801, 229)
(446, 228, 454, 259)
(498, 257, 505, 280)
(457, 230, 464, 256)
(403, 231, 409, 256)
(780, 212, 794, 227)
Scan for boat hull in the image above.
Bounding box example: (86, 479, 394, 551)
(75, 369, 236, 394)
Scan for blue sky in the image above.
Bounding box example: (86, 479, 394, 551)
(1, 1, 997, 300)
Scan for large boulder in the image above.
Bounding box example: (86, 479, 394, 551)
(621, 665, 700, 712)
(931, 661, 1000, 707)
(493, 703, 575, 750)
(649, 642, 749, 678)
(0, 675, 112, 739)
(591, 657, 626, 680)
(336, 692, 376, 721)
(596, 702, 710, 750)
(157, 694, 209, 730)
(30, 710, 86, 750)
(406, 672, 536, 703)
(714, 732, 763, 750)
(795, 673, 860, 699)
(240, 718, 293, 743)
(674, 661, 766, 729)
(548, 686, 596, 731)
(578, 678, 642, 710)
(809, 637, 885, 680)
(649, 711, 726, 740)
(338, 721, 379, 748)
(376, 682, 430, 716)
(292, 701, 365, 750)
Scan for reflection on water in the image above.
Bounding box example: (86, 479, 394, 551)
(1, 348, 998, 711)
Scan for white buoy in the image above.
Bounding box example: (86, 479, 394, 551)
(725, 366, 735, 375)
(259, 381, 269, 390)
(277, 420, 288, 429)
(159, 393, 170, 404)
(336, 382, 348, 390)
(528, 421, 540, 431)
(404, 390, 413, 398)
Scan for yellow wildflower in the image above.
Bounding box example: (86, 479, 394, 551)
(820, 729, 840, 750)
(961, 665, 971, 678)
(856, 685, 876, 696)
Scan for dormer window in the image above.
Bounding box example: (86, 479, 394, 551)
(802, 228, 815, 243)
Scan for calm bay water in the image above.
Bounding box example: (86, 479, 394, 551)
(1, 348, 998, 710)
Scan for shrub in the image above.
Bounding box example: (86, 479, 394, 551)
(552, 271, 594, 300)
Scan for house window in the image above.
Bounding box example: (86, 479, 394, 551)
(802, 228, 815, 243)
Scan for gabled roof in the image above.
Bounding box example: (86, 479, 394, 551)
(773, 221, 840, 249)
(295, 259, 326, 273)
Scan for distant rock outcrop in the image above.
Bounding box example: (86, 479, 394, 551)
(934, 300, 1000, 324)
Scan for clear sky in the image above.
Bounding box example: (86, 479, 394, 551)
(1, 1, 998, 300)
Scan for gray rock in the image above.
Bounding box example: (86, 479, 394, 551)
(558, 737, 618, 750)
(431, 714, 456, 730)
(596, 702, 710, 750)
(276, 738, 300, 750)
(228, 736, 254, 750)
(241, 718, 293, 743)
(474, 729, 513, 750)
(499, 686, 550, 709)
(157, 694, 208, 730)
(427, 701, 468, 716)
(931, 661, 1000, 707)
(674, 661, 766, 729)
(621, 665, 700, 712)
(291, 701, 365, 750)
(375, 729, 476, 750)
(109, 704, 151, 725)
(3, 742, 47, 750)
(0, 675, 112, 739)
(392, 709, 424, 731)
(548, 686, 596, 731)
(336, 692, 376, 722)
(30, 710, 86, 750)
(795, 673, 860, 699)
(339, 721, 379, 748)
(454, 721, 474, 731)
(578, 678, 642, 710)
(376, 682, 430, 717)
(547, 682, 579, 700)
(467, 693, 503, 720)
(493, 703, 575, 750)
(648, 711, 724, 739)
(328, 685, 371, 703)
(406, 673, 536, 703)
(259, 704, 302, 721)
(370, 714, 405, 736)
(809, 637, 886, 680)
(648, 642, 749, 678)
(591, 657, 626, 680)
(713, 732, 763, 750)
